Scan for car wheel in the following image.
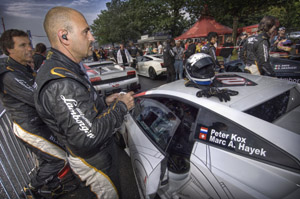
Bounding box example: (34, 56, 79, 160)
(149, 67, 157, 80)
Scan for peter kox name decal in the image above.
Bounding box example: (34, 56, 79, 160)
(199, 127, 266, 157)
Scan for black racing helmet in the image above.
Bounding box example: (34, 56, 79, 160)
(185, 53, 215, 85)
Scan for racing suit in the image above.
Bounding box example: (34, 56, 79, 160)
(0, 58, 67, 191)
(163, 43, 175, 82)
(201, 42, 221, 70)
(243, 33, 275, 76)
(34, 48, 128, 199)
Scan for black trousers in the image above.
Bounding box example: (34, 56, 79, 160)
(166, 64, 176, 83)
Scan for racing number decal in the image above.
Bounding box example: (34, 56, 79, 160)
(216, 77, 246, 85)
(215, 74, 257, 87)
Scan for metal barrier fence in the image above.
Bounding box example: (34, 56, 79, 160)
(0, 107, 37, 199)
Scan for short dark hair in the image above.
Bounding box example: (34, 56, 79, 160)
(258, 16, 277, 32)
(35, 43, 47, 54)
(0, 29, 28, 56)
(207, 32, 218, 42)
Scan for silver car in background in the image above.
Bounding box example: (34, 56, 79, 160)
(83, 60, 140, 95)
(119, 73, 300, 199)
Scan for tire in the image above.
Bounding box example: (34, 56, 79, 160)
(149, 67, 157, 80)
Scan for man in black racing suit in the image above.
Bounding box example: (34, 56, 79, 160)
(0, 29, 68, 198)
(34, 7, 135, 199)
(201, 32, 222, 72)
(243, 16, 277, 76)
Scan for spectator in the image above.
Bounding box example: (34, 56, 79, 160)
(271, 26, 286, 52)
(184, 38, 196, 60)
(244, 16, 277, 76)
(173, 40, 184, 80)
(117, 43, 132, 66)
(219, 37, 234, 64)
(99, 47, 107, 61)
(128, 41, 138, 58)
(195, 39, 202, 53)
(237, 33, 248, 60)
(33, 42, 47, 71)
(201, 32, 222, 71)
(157, 41, 163, 54)
(34, 6, 135, 199)
(163, 38, 176, 82)
(92, 48, 99, 61)
(0, 29, 69, 198)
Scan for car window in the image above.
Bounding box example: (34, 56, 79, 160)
(153, 55, 163, 59)
(144, 57, 152, 61)
(134, 98, 180, 151)
(136, 56, 144, 62)
(244, 88, 300, 126)
(195, 107, 300, 172)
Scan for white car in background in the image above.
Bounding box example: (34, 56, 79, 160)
(136, 54, 166, 80)
(83, 60, 140, 96)
(119, 73, 300, 199)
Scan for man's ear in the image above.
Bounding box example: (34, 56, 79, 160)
(58, 29, 70, 45)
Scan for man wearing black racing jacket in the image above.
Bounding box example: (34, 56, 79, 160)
(201, 32, 222, 71)
(0, 29, 68, 198)
(244, 16, 277, 76)
(34, 7, 134, 199)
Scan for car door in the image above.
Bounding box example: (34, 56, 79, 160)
(125, 98, 180, 198)
(136, 56, 146, 75)
(194, 107, 300, 199)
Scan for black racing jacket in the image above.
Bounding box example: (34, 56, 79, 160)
(163, 43, 175, 66)
(242, 33, 275, 76)
(253, 33, 275, 76)
(0, 58, 63, 147)
(201, 42, 220, 68)
(240, 35, 258, 66)
(34, 48, 128, 158)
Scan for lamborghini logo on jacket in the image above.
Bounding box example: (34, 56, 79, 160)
(60, 95, 95, 139)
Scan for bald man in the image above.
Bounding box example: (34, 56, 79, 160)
(34, 7, 135, 199)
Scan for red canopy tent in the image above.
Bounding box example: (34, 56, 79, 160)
(175, 16, 233, 43)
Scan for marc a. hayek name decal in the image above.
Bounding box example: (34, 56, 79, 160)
(198, 127, 266, 157)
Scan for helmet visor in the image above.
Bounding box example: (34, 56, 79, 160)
(191, 57, 215, 78)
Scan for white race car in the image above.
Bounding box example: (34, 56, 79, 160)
(83, 60, 140, 95)
(136, 54, 166, 80)
(119, 73, 300, 199)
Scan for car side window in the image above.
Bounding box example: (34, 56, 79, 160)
(144, 57, 152, 61)
(195, 107, 300, 172)
(134, 98, 180, 151)
(136, 56, 144, 62)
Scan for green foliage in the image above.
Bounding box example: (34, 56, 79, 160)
(91, 0, 300, 45)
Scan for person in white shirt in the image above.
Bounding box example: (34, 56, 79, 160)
(157, 41, 163, 54)
(117, 43, 132, 66)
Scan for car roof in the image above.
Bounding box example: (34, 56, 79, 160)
(138, 73, 300, 159)
(148, 73, 296, 112)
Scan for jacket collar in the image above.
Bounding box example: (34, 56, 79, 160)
(7, 57, 33, 75)
(46, 48, 85, 76)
